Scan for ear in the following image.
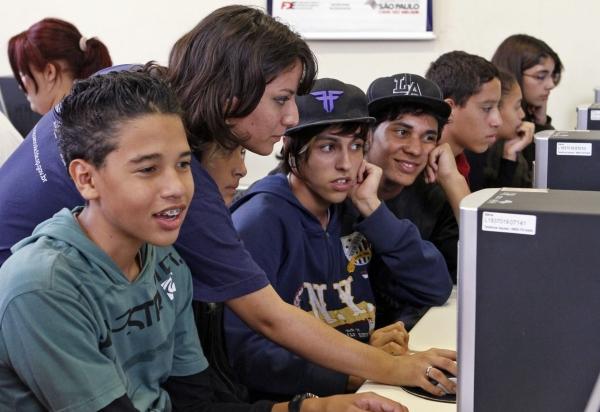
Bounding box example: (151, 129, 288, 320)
(69, 159, 100, 201)
(43, 62, 58, 84)
(444, 98, 457, 123)
(282, 136, 298, 172)
(444, 97, 457, 110)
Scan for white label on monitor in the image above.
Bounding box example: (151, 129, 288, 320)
(556, 142, 592, 156)
(481, 212, 536, 235)
(591, 110, 600, 121)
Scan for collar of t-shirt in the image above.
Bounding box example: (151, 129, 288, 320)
(455, 152, 471, 185)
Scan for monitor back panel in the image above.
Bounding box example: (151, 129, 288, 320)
(535, 130, 600, 191)
(459, 188, 600, 412)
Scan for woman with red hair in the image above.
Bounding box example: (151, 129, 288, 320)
(8, 18, 112, 114)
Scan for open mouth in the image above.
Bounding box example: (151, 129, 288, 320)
(154, 208, 183, 221)
(331, 178, 353, 191)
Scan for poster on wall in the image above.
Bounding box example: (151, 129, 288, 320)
(267, 0, 433, 40)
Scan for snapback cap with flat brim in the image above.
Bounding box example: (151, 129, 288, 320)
(367, 73, 451, 119)
(286, 78, 374, 135)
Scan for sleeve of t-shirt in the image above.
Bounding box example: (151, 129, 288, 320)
(173, 158, 270, 302)
(227, 196, 349, 397)
(0, 290, 126, 412)
(231, 195, 285, 285)
(357, 203, 452, 307)
(170, 259, 209, 377)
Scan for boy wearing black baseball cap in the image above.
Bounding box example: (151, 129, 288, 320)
(224, 78, 456, 401)
(363, 73, 470, 285)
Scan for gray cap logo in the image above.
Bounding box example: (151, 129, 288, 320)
(392, 75, 422, 96)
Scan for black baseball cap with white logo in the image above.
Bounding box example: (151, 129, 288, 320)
(367, 73, 451, 119)
(286, 78, 374, 135)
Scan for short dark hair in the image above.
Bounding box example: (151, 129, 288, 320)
(56, 70, 183, 168)
(371, 103, 448, 138)
(425, 51, 499, 106)
(167, 5, 317, 152)
(280, 122, 369, 176)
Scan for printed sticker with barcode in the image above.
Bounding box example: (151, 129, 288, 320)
(556, 142, 592, 156)
(482, 212, 536, 235)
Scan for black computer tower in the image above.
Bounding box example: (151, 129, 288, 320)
(458, 188, 600, 412)
(535, 130, 600, 191)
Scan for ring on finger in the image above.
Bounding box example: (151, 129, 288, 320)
(425, 365, 433, 378)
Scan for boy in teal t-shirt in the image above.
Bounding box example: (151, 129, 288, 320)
(0, 71, 410, 412)
(0, 71, 207, 411)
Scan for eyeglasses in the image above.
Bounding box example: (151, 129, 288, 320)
(522, 72, 561, 85)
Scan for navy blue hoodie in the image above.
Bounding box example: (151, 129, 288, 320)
(224, 173, 452, 399)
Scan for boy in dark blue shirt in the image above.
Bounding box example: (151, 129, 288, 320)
(226, 78, 455, 401)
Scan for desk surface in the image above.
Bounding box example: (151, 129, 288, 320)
(409, 287, 457, 352)
(358, 288, 457, 411)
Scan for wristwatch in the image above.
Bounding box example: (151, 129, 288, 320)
(288, 392, 319, 412)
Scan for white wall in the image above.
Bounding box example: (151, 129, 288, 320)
(1, 1, 597, 186)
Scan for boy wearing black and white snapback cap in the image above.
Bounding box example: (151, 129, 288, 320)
(349, 73, 469, 329)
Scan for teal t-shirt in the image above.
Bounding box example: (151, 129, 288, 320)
(0, 208, 207, 411)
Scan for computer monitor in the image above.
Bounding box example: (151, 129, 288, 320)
(459, 188, 600, 412)
(576, 104, 600, 130)
(0, 76, 41, 137)
(575, 87, 600, 130)
(534, 129, 600, 190)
